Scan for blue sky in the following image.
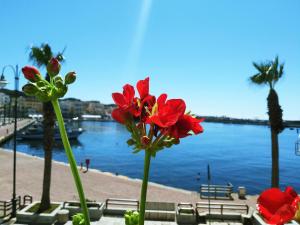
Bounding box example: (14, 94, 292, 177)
(0, 0, 299, 119)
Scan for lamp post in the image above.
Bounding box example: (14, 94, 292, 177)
(0, 64, 20, 218)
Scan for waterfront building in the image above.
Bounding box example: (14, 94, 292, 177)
(59, 98, 84, 118)
(84, 100, 105, 115)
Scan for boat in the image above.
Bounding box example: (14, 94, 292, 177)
(18, 121, 84, 140)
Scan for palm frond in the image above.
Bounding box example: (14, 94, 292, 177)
(252, 62, 266, 74)
(250, 73, 267, 85)
(28, 43, 66, 68)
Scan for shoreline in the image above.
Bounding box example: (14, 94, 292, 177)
(0, 148, 258, 208)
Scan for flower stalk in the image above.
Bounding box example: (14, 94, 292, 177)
(21, 58, 90, 225)
(52, 99, 90, 225)
(139, 150, 151, 225)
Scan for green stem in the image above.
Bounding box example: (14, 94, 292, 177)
(139, 150, 151, 225)
(52, 99, 90, 225)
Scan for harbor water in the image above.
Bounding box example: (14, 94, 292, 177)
(1, 121, 299, 194)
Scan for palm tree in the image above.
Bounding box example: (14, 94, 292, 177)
(250, 56, 285, 188)
(29, 43, 65, 212)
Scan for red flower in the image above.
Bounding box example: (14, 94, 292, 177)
(22, 66, 41, 82)
(147, 94, 186, 128)
(112, 84, 139, 117)
(257, 187, 300, 225)
(167, 114, 204, 139)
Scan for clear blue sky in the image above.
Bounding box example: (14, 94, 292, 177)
(0, 0, 299, 119)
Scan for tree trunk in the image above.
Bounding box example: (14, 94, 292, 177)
(267, 89, 284, 188)
(38, 74, 55, 212)
(271, 129, 279, 187)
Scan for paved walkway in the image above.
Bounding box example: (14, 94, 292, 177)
(0, 149, 258, 207)
(0, 119, 34, 143)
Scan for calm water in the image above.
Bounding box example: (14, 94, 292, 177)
(1, 121, 300, 194)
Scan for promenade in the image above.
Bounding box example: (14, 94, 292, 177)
(0, 149, 258, 208)
(0, 119, 34, 144)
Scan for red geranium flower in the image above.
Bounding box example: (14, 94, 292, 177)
(257, 187, 300, 225)
(167, 114, 204, 139)
(112, 84, 139, 117)
(22, 66, 41, 82)
(147, 94, 186, 128)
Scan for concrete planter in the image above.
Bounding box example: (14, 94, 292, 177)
(16, 201, 62, 224)
(63, 201, 104, 221)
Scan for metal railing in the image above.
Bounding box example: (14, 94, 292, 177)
(0, 195, 32, 222)
(0, 196, 21, 219)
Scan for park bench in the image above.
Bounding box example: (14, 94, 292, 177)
(104, 198, 139, 216)
(200, 182, 233, 200)
(196, 201, 253, 224)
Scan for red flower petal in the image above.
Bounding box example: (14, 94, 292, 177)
(111, 108, 129, 124)
(137, 77, 149, 99)
(123, 84, 135, 102)
(112, 93, 127, 108)
(269, 204, 297, 225)
(258, 188, 289, 214)
(167, 115, 204, 139)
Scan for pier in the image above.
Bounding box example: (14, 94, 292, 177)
(0, 119, 34, 144)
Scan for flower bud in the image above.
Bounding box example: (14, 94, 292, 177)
(56, 85, 68, 98)
(53, 76, 64, 88)
(47, 58, 61, 77)
(141, 136, 151, 146)
(127, 139, 135, 146)
(22, 83, 39, 96)
(65, 71, 76, 84)
(22, 66, 41, 82)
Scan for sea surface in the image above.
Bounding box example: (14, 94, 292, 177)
(1, 121, 300, 194)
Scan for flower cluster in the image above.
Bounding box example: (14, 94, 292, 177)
(257, 186, 300, 225)
(112, 77, 203, 155)
(22, 58, 76, 101)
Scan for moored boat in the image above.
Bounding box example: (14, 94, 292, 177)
(18, 121, 83, 140)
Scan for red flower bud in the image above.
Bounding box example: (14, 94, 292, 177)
(141, 136, 151, 146)
(65, 72, 76, 84)
(22, 66, 41, 82)
(47, 58, 61, 77)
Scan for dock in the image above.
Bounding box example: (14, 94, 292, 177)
(0, 119, 34, 144)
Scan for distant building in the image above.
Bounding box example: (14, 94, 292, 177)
(59, 98, 84, 118)
(84, 100, 105, 115)
(0, 93, 10, 106)
(18, 96, 43, 114)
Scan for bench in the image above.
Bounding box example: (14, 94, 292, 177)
(196, 202, 252, 224)
(145, 201, 176, 221)
(104, 198, 139, 216)
(176, 203, 197, 224)
(200, 182, 233, 200)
